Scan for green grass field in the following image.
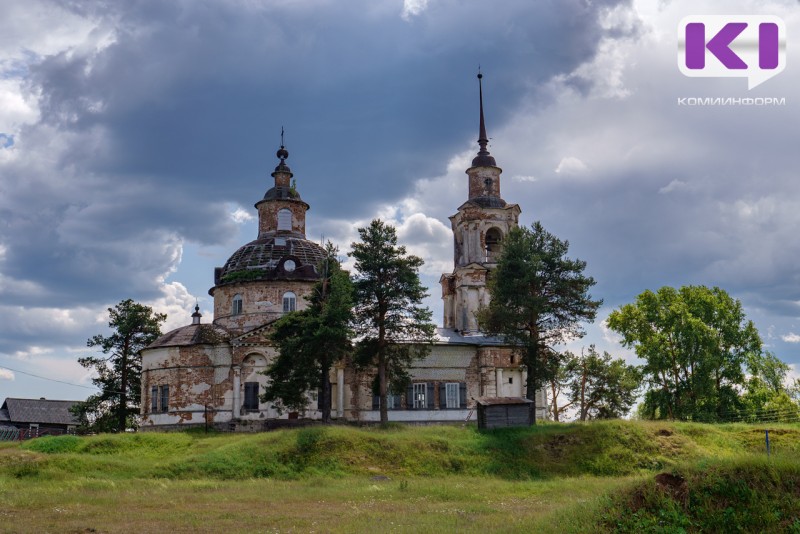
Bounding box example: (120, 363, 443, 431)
(0, 421, 798, 533)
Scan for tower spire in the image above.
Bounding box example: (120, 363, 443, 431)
(273, 127, 291, 176)
(472, 70, 496, 167)
(478, 70, 488, 151)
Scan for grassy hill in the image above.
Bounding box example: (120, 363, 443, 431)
(1, 420, 798, 532)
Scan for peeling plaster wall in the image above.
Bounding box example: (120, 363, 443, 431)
(467, 166, 502, 199)
(141, 344, 234, 427)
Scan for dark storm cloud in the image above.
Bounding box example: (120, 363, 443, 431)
(0, 0, 631, 315)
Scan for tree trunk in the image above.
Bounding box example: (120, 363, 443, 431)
(526, 368, 537, 425)
(118, 338, 130, 433)
(550, 381, 559, 422)
(579, 360, 588, 421)
(320, 363, 332, 424)
(378, 352, 388, 424)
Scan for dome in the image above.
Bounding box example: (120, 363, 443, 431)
(262, 185, 305, 202)
(471, 153, 497, 167)
(214, 235, 327, 286)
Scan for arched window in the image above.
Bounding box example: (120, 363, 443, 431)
(277, 209, 292, 231)
(282, 291, 296, 313)
(485, 227, 503, 261)
(232, 294, 243, 315)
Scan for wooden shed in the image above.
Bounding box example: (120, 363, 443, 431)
(476, 397, 533, 429)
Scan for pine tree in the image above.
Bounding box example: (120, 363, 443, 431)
(479, 222, 601, 423)
(75, 299, 165, 432)
(263, 244, 353, 423)
(350, 219, 436, 424)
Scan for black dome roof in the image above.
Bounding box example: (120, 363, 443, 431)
(215, 235, 327, 286)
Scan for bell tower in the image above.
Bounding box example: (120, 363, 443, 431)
(440, 73, 521, 333)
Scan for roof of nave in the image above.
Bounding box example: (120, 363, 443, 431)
(145, 323, 231, 349)
(434, 327, 508, 346)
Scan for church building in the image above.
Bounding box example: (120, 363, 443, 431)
(140, 76, 547, 429)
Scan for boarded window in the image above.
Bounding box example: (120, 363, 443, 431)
(160, 385, 169, 413)
(282, 292, 296, 313)
(277, 209, 292, 231)
(232, 294, 243, 315)
(244, 382, 259, 411)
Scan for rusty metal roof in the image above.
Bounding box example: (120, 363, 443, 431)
(216, 236, 326, 285)
(146, 323, 231, 349)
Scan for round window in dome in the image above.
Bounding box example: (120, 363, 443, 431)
(283, 259, 296, 272)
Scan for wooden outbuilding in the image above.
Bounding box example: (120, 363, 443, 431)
(476, 397, 533, 429)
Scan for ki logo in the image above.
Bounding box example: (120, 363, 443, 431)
(678, 15, 786, 89)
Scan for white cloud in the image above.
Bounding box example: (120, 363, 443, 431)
(401, 0, 429, 21)
(659, 179, 692, 194)
(555, 156, 588, 175)
(512, 175, 537, 183)
(12, 346, 53, 360)
(0, 368, 14, 381)
(230, 205, 254, 224)
(782, 333, 800, 343)
(146, 281, 207, 332)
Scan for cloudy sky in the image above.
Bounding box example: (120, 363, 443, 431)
(1, 0, 799, 402)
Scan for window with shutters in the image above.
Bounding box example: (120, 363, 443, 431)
(372, 390, 401, 411)
(440, 382, 467, 409)
(445, 383, 460, 409)
(412, 383, 427, 409)
(277, 209, 292, 231)
(244, 382, 259, 411)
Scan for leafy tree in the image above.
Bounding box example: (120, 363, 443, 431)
(742, 351, 799, 422)
(75, 299, 165, 432)
(607, 285, 762, 421)
(263, 245, 353, 423)
(479, 222, 601, 423)
(546, 350, 573, 422)
(566, 345, 642, 421)
(350, 219, 436, 424)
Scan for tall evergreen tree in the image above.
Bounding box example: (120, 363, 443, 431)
(75, 299, 165, 432)
(350, 219, 436, 424)
(263, 244, 353, 423)
(479, 222, 601, 423)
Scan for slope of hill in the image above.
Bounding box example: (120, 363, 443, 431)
(1, 420, 798, 532)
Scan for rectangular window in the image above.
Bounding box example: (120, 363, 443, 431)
(445, 383, 460, 409)
(387, 392, 400, 410)
(244, 382, 259, 411)
(412, 383, 427, 409)
(160, 385, 169, 413)
(151, 386, 158, 413)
